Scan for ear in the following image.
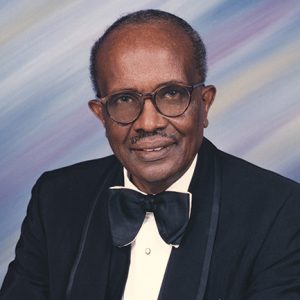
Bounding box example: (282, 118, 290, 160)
(201, 85, 216, 128)
(202, 85, 216, 113)
(88, 100, 106, 125)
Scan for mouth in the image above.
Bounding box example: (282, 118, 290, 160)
(136, 146, 166, 152)
(130, 142, 176, 161)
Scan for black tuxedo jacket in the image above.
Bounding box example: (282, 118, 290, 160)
(1, 139, 300, 300)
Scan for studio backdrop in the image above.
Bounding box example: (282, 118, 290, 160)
(1, 0, 300, 284)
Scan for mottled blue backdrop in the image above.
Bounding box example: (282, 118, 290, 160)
(1, 0, 300, 284)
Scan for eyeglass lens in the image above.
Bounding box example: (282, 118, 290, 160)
(107, 85, 190, 124)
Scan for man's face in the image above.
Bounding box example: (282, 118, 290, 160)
(89, 23, 215, 194)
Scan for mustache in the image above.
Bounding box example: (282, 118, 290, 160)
(130, 130, 175, 144)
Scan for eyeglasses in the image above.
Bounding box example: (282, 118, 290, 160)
(95, 82, 204, 125)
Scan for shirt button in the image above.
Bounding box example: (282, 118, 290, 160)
(145, 248, 151, 255)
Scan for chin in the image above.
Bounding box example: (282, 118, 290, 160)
(133, 165, 180, 187)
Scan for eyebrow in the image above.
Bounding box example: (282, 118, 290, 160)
(108, 80, 189, 95)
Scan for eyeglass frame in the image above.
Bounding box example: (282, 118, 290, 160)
(94, 81, 205, 125)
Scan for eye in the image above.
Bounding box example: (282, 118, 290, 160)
(159, 86, 185, 99)
(166, 90, 178, 97)
(117, 95, 134, 103)
(165, 88, 180, 97)
(110, 93, 135, 105)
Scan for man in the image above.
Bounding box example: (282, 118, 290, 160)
(1, 9, 300, 300)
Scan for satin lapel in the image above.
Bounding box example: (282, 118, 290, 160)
(66, 159, 130, 300)
(159, 139, 221, 300)
(107, 244, 131, 300)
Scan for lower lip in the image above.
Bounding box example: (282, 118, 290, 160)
(131, 144, 175, 162)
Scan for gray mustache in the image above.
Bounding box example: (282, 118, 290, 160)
(130, 130, 174, 144)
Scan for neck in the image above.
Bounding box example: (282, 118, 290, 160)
(130, 160, 197, 195)
(131, 177, 175, 194)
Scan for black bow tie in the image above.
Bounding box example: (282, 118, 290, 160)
(107, 188, 191, 247)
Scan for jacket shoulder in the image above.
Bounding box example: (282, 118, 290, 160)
(214, 147, 300, 220)
(33, 155, 122, 217)
(40, 154, 120, 182)
(217, 149, 299, 190)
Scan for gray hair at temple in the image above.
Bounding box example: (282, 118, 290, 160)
(89, 9, 207, 96)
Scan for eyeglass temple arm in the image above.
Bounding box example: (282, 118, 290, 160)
(192, 82, 205, 89)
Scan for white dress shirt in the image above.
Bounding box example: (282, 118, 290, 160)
(122, 155, 197, 300)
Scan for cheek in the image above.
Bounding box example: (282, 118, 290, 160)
(189, 100, 205, 131)
(105, 121, 131, 152)
(175, 103, 204, 153)
(173, 102, 204, 137)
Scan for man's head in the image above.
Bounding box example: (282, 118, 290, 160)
(90, 9, 208, 96)
(89, 9, 216, 194)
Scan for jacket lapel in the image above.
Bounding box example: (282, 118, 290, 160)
(159, 139, 221, 300)
(66, 159, 130, 300)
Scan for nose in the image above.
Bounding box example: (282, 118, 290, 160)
(132, 97, 168, 132)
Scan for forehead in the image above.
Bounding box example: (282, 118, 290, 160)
(109, 22, 188, 46)
(96, 22, 198, 91)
